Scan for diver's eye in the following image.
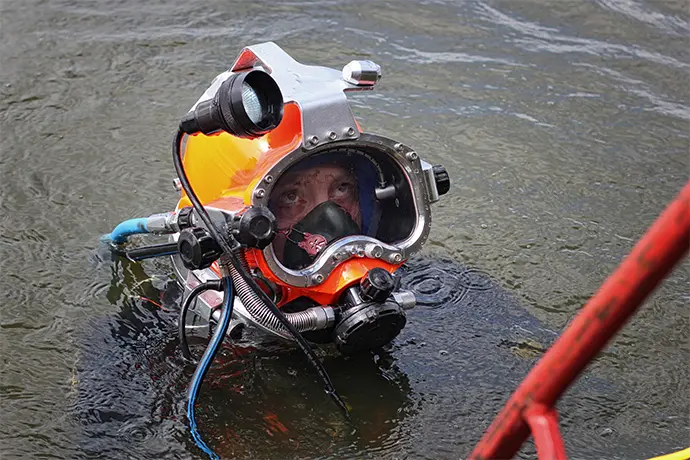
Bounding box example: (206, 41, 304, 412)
(279, 190, 300, 206)
(332, 181, 355, 200)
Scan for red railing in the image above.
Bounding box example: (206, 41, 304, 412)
(469, 180, 690, 460)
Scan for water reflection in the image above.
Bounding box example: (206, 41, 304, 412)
(195, 347, 413, 459)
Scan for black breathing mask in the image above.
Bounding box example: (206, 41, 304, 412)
(283, 201, 360, 269)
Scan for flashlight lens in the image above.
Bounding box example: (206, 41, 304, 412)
(242, 82, 263, 125)
(187, 69, 283, 137)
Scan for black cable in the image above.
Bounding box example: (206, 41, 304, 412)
(179, 279, 224, 361)
(172, 129, 349, 415)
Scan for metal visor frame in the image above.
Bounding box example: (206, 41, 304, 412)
(251, 133, 433, 288)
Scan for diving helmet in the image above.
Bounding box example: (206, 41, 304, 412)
(173, 42, 450, 354)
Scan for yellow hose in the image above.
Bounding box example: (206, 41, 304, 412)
(648, 448, 690, 460)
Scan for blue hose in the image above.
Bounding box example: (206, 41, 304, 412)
(101, 218, 150, 245)
(186, 275, 234, 460)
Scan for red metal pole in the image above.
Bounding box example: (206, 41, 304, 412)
(469, 180, 690, 460)
(524, 404, 567, 460)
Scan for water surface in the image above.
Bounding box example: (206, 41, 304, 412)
(1, 0, 688, 458)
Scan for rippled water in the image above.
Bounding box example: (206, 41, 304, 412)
(1, 0, 688, 459)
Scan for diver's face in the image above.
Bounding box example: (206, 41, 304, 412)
(270, 164, 361, 259)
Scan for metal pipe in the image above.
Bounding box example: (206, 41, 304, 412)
(469, 180, 690, 460)
(229, 250, 335, 334)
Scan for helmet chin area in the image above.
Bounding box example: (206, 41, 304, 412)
(279, 267, 415, 355)
(173, 248, 416, 355)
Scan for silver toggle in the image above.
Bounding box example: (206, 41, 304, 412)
(342, 60, 382, 86)
(392, 291, 416, 310)
(421, 160, 440, 203)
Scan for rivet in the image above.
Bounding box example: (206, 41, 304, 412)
(254, 188, 266, 199)
(389, 253, 402, 263)
(394, 143, 403, 152)
(263, 175, 274, 184)
(347, 127, 356, 136)
(366, 244, 383, 258)
(311, 273, 324, 284)
(328, 131, 337, 140)
(309, 135, 319, 145)
(406, 151, 419, 161)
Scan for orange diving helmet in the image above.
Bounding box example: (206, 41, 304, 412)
(171, 42, 450, 354)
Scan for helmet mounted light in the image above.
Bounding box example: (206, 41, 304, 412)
(179, 69, 284, 138)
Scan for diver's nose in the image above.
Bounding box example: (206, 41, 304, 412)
(312, 187, 331, 206)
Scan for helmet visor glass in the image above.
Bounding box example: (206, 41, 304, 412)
(268, 152, 377, 269)
(267, 147, 418, 270)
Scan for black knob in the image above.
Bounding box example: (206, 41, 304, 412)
(360, 268, 395, 302)
(177, 227, 222, 270)
(433, 165, 450, 196)
(232, 206, 276, 249)
(176, 206, 194, 230)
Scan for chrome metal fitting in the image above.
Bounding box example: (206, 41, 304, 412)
(421, 160, 440, 203)
(342, 60, 382, 86)
(392, 290, 416, 310)
(146, 212, 176, 234)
